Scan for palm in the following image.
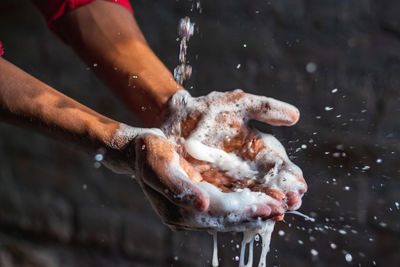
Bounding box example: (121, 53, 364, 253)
(136, 90, 307, 230)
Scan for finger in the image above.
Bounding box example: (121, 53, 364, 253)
(138, 133, 209, 212)
(264, 189, 287, 216)
(247, 204, 272, 220)
(227, 201, 285, 226)
(286, 191, 302, 210)
(247, 203, 284, 220)
(296, 175, 308, 195)
(240, 93, 300, 126)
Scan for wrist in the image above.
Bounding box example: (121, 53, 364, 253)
(100, 123, 165, 175)
(122, 60, 184, 127)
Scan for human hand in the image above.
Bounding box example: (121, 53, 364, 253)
(104, 90, 306, 230)
(134, 90, 307, 230)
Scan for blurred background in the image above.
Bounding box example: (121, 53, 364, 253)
(1, 0, 400, 266)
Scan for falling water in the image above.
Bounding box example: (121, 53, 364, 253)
(174, 17, 195, 86)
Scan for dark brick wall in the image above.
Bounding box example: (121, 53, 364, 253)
(0, 0, 399, 266)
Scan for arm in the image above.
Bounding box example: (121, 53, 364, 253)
(55, 0, 306, 226)
(1, 0, 306, 229)
(57, 0, 182, 127)
(0, 57, 131, 171)
(0, 57, 208, 211)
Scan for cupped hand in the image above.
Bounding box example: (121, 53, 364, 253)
(134, 89, 307, 230)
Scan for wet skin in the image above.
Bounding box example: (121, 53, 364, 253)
(137, 90, 307, 229)
(0, 1, 306, 230)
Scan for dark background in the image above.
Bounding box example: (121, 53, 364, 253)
(1, 0, 400, 266)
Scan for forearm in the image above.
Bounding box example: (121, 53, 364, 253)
(58, 0, 182, 126)
(0, 57, 128, 159)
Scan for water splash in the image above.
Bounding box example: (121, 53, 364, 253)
(286, 210, 316, 222)
(174, 17, 195, 86)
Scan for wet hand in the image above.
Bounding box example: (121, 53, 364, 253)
(159, 90, 307, 222)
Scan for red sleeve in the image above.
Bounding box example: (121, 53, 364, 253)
(31, 0, 133, 36)
(0, 42, 3, 57)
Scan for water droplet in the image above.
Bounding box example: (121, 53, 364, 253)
(330, 243, 337, 249)
(306, 62, 317, 73)
(236, 64, 241, 69)
(344, 186, 350, 191)
(310, 249, 318, 256)
(278, 230, 285, 236)
(243, 44, 247, 48)
(94, 154, 103, 162)
(345, 253, 352, 262)
(324, 106, 333, 111)
(94, 162, 101, 168)
(338, 229, 347, 235)
(331, 88, 338, 93)
(82, 184, 87, 190)
(174, 256, 179, 261)
(362, 165, 370, 171)
(376, 158, 382, 163)
(301, 144, 307, 149)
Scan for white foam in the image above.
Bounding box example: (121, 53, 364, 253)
(159, 90, 305, 266)
(185, 139, 258, 180)
(212, 232, 219, 267)
(103, 124, 165, 174)
(257, 221, 275, 267)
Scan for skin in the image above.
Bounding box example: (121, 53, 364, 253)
(0, 0, 307, 230)
(58, 0, 181, 127)
(138, 90, 306, 229)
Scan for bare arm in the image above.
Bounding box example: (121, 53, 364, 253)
(0, 0, 306, 226)
(58, 0, 182, 126)
(0, 57, 127, 162)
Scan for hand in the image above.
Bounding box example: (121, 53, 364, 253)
(131, 89, 307, 230)
(134, 132, 279, 230)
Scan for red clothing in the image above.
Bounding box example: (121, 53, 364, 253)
(31, 0, 133, 35)
(0, 0, 133, 57)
